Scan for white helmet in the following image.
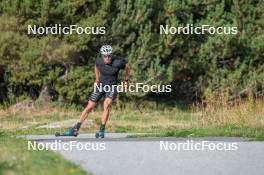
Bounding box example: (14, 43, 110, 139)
(100, 45, 113, 56)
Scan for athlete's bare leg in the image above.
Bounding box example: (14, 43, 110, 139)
(101, 97, 113, 125)
(79, 100, 97, 123)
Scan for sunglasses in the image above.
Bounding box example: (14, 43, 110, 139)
(103, 55, 112, 59)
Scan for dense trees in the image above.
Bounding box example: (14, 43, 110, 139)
(0, 0, 263, 105)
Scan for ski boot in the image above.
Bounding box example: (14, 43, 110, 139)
(95, 130, 105, 138)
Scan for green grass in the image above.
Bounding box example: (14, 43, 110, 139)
(0, 132, 89, 175)
(1, 102, 264, 141)
(130, 126, 264, 141)
(5, 124, 264, 141)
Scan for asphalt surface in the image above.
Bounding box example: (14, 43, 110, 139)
(25, 133, 264, 175)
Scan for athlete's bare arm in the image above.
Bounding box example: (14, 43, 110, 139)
(122, 64, 130, 87)
(124, 64, 130, 81)
(95, 64, 100, 83)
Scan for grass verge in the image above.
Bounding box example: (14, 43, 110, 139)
(0, 99, 263, 140)
(0, 132, 89, 175)
(128, 126, 264, 141)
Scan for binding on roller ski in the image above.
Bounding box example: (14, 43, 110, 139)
(55, 45, 129, 138)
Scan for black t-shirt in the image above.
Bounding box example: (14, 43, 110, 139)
(95, 56, 126, 85)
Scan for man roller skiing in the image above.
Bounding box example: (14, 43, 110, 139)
(58, 45, 129, 138)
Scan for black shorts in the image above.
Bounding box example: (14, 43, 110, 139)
(89, 85, 118, 103)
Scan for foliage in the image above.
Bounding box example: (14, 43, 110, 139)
(0, 0, 263, 105)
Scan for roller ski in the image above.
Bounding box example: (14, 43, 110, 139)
(55, 128, 78, 137)
(55, 122, 81, 137)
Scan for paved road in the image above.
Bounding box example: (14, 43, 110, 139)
(25, 134, 264, 175)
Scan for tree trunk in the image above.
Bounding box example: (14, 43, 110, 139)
(0, 66, 7, 103)
(37, 84, 52, 104)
